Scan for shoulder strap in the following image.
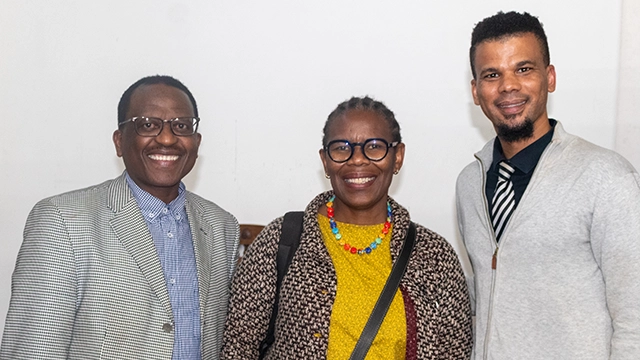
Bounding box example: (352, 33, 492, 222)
(349, 221, 417, 360)
(258, 211, 304, 359)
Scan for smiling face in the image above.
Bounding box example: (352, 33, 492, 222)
(113, 83, 201, 203)
(471, 32, 556, 147)
(320, 109, 404, 223)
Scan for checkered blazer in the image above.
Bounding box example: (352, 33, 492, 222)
(0, 173, 239, 360)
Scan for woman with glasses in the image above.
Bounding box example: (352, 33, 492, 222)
(221, 97, 472, 359)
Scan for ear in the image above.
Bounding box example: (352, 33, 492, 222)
(471, 78, 480, 105)
(193, 132, 202, 159)
(319, 148, 329, 176)
(113, 129, 124, 157)
(546, 64, 557, 93)
(393, 142, 405, 173)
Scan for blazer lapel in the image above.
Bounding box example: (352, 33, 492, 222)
(107, 174, 173, 320)
(185, 196, 212, 316)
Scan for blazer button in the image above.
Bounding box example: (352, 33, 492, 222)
(162, 323, 173, 333)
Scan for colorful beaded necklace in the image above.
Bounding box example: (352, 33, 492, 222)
(326, 195, 392, 255)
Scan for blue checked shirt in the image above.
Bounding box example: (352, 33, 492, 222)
(126, 172, 202, 360)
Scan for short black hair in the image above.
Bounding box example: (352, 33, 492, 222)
(322, 96, 401, 146)
(470, 11, 550, 78)
(117, 75, 198, 127)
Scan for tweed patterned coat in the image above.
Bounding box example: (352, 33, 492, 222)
(221, 191, 472, 359)
(0, 173, 239, 360)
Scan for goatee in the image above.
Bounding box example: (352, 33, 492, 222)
(496, 118, 535, 143)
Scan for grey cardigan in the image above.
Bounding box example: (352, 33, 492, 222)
(456, 122, 640, 359)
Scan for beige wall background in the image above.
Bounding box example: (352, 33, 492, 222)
(1, 0, 637, 338)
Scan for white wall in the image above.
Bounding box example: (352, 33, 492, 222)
(0, 0, 625, 338)
(615, 0, 640, 164)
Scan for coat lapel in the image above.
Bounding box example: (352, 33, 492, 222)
(107, 174, 173, 320)
(185, 195, 212, 319)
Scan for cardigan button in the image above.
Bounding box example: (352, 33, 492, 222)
(313, 332, 323, 338)
(162, 323, 173, 333)
(320, 288, 328, 295)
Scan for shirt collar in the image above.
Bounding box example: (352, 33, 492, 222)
(124, 171, 187, 223)
(491, 119, 557, 174)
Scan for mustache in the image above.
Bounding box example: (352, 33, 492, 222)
(494, 95, 529, 107)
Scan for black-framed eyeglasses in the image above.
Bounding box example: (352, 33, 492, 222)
(324, 138, 399, 163)
(118, 116, 200, 137)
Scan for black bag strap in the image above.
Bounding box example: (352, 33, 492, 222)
(258, 211, 304, 359)
(349, 221, 417, 360)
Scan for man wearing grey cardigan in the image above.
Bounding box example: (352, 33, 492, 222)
(456, 11, 640, 359)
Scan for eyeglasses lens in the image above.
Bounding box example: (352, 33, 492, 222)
(328, 141, 352, 162)
(363, 140, 389, 160)
(170, 118, 196, 135)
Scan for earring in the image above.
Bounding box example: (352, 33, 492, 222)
(325, 174, 330, 179)
(393, 170, 399, 175)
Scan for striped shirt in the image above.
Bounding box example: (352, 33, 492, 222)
(126, 172, 201, 360)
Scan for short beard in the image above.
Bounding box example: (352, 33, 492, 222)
(495, 117, 535, 143)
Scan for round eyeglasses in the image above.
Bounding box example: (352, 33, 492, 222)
(118, 116, 200, 137)
(324, 138, 399, 163)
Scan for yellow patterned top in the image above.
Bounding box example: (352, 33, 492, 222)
(318, 214, 406, 360)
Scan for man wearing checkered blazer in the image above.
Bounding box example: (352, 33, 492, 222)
(0, 75, 239, 359)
